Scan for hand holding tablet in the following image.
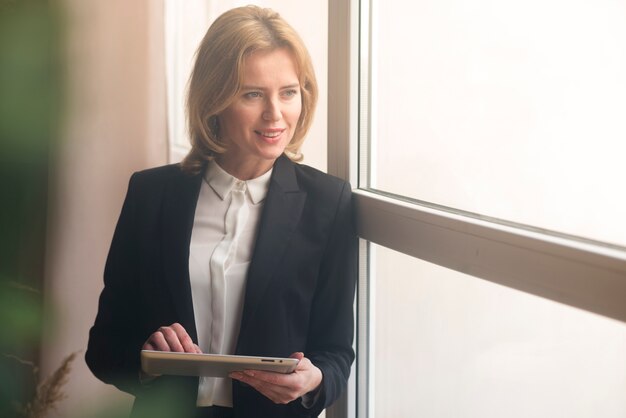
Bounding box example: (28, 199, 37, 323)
(140, 350, 300, 378)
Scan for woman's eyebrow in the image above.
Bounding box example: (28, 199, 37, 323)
(241, 83, 300, 90)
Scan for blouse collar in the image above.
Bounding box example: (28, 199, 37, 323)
(204, 160, 273, 205)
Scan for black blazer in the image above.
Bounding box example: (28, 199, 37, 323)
(86, 155, 358, 418)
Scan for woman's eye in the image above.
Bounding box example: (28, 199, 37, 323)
(244, 91, 262, 99)
(282, 89, 299, 98)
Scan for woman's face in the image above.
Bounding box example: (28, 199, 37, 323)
(216, 48, 302, 180)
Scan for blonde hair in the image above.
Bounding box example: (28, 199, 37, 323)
(181, 6, 318, 175)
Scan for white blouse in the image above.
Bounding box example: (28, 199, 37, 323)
(188, 160, 272, 407)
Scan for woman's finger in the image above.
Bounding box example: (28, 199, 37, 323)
(158, 326, 184, 352)
(231, 372, 294, 404)
(147, 331, 171, 351)
(142, 323, 199, 353)
(229, 354, 322, 404)
(170, 322, 197, 353)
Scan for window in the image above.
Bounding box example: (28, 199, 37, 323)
(164, 0, 212, 162)
(328, 1, 626, 417)
(367, 0, 626, 247)
(367, 244, 626, 417)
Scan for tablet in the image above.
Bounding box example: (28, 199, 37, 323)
(140, 350, 299, 378)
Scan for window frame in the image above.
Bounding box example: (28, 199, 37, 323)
(327, 0, 626, 417)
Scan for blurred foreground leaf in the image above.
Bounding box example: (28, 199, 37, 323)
(0, 281, 42, 345)
(0, 0, 62, 417)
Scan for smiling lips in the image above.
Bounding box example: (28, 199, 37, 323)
(255, 128, 285, 141)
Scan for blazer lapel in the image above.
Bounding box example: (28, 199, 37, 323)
(161, 168, 203, 342)
(238, 156, 306, 337)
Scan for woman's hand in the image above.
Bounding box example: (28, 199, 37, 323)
(229, 352, 322, 405)
(140, 323, 201, 382)
(142, 322, 202, 353)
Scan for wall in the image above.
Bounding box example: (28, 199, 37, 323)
(42, 1, 167, 416)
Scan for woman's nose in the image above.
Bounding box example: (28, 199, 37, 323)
(262, 98, 281, 122)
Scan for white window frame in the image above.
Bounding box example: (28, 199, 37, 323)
(164, 0, 214, 163)
(327, 0, 626, 417)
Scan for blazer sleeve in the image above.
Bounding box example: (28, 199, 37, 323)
(297, 180, 358, 415)
(85, 173, 145, 395)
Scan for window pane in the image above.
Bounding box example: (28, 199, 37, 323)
(370, 243, 626, 417)
(367, 0, 626, 246)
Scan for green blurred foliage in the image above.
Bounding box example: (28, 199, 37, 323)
(0, 0, 62, 416)
(72, 384, 193, 418)
(0, 2, 59, 157)
(0, 0, 62, 274)
(0, 2, 194, 416)
(0, 281, 43, 343)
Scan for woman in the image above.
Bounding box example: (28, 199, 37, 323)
(86, 6, 357, 418)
